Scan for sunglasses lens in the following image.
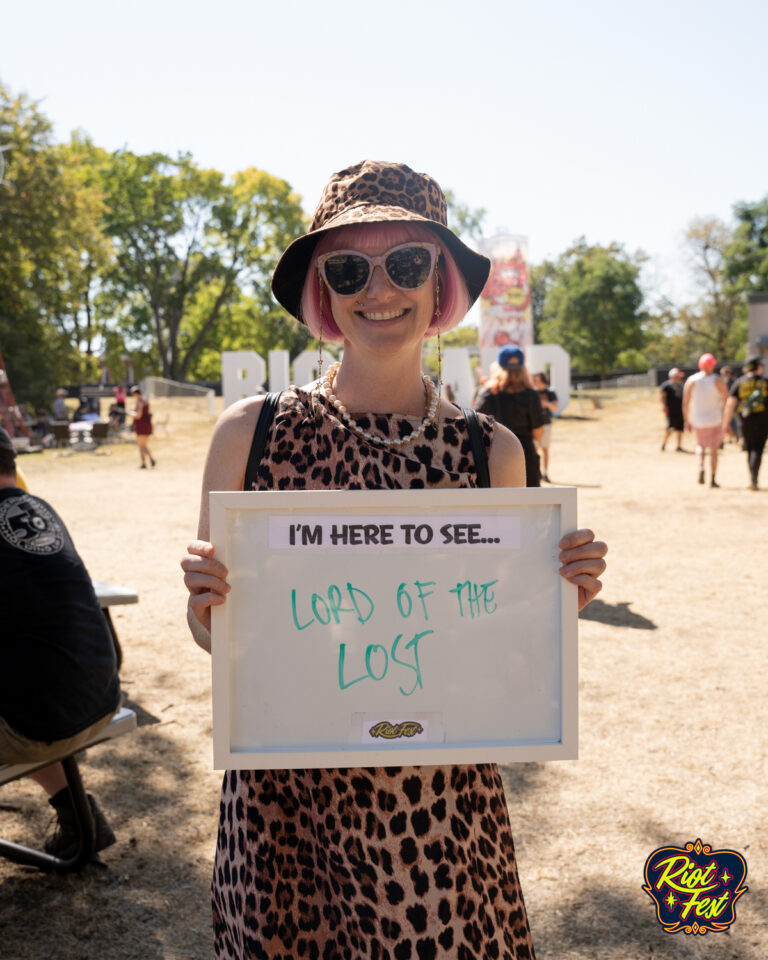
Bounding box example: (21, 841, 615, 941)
(323, 254, 370, 295)
(385, 246, 433, 289)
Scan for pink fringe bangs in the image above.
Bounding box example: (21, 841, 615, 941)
(299, 222, 470, 342)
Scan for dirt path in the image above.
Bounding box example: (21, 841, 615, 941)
(1, 392, 764, 959)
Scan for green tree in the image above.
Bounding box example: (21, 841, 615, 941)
(725, 195, 768, 295)
(97, 151, 307, 381)
(530, 259, 557, 343)
(422, 325, 479, 379)
(540, 240, 645, 378)
(637, 306, 693, 368)
(0, 86, 109, 405)
(445, 189, 486, 240)
(183, 288, 312, 381)
(681, 217, 744, 358)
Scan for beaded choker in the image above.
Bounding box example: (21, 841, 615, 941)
(313, 361, 438, 448)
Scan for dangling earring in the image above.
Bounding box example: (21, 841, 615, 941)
(315, 274, 326, 418)
(434, 263, 443, 423)
(317, 274, 326, 382)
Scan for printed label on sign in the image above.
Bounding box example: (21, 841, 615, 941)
(350, 712, 445, 745)
(269, 515, 520, 550)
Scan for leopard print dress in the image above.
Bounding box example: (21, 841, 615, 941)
(213, 387, 535, 960)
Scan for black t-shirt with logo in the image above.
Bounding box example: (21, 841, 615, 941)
(0, 488, 120, 742)
(730, 373, 768, 420)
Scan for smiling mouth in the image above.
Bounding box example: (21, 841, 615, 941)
(359, 308, 409, 321)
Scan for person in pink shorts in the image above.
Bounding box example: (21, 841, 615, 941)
(683, 353, 728, 487)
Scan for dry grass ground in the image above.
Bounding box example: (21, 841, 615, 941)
(1, 390, 765, 960)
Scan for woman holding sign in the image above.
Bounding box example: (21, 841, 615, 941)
(182, 161, 607, 960)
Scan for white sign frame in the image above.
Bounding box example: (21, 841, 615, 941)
(210, 487, 577, 769)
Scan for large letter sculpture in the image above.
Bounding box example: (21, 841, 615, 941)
(222, 351, 266, 411)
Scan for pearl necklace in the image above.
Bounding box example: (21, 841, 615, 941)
(314, 361, 438, 448)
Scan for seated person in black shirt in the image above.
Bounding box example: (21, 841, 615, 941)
(0, 427, 121, 859)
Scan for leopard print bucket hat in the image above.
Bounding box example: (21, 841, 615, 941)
(271, 160, 491, 320)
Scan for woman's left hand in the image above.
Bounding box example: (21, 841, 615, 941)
(558, 529, 607, 611)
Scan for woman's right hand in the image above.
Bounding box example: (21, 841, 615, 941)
(181, 540, 230, 634)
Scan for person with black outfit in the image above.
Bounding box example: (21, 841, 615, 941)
(533, 370, 558, 481)
(0, 427, 120, 859)
(723, 357, 768, 490)
(475, 345, 545, 485)
(719, 366, 740, 443)
(660, 367, 685, 451)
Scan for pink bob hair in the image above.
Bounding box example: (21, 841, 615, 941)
(299, 222, 470, 342)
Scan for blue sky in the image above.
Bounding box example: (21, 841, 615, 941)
(2, 0, 765, 306)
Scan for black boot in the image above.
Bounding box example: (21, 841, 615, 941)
(45, 788, 116, 860)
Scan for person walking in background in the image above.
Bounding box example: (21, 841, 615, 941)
(114, 383, 127, 425)
(659, 367, 685, 452)
(723, 356, 768, 490)
(683, 353, 728, 487)
(475, 346, 546, 486)
(532, 370, 558, 481)
(52, 388, 69, 422)
(129, 386, 156, 469)
(718, 365, 740, 443)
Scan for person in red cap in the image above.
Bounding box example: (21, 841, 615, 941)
(682, 353, 728, 486)
(659, 367, 685, 451)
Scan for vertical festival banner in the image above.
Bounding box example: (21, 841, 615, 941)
(478, 234, 533, 352)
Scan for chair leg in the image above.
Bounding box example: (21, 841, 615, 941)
(0, 756, 96, 872)
(101, 608, 123, 671)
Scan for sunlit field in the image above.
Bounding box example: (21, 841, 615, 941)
(2, 392, 764, 960)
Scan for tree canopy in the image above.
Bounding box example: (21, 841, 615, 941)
(0, 86, 110, 404)
(97, 151, 307, 381)
(539, 240, 645, 377)
(0, 83, 312, 405)
(675, 217, 745, 360)
(2, 79, 762, 409)
(725, 196, 768, 295)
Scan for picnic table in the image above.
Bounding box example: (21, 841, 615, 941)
(92, 580, 138, 670)
(69, 421, 96, 435)
(51, 421, 110, 454)
(71, 421, 110, 450)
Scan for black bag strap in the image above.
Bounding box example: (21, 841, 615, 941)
(462, 407, 490, 488)
(243, 392, 282, 491)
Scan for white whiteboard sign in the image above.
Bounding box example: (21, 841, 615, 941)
(210, 487, 577, 769)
